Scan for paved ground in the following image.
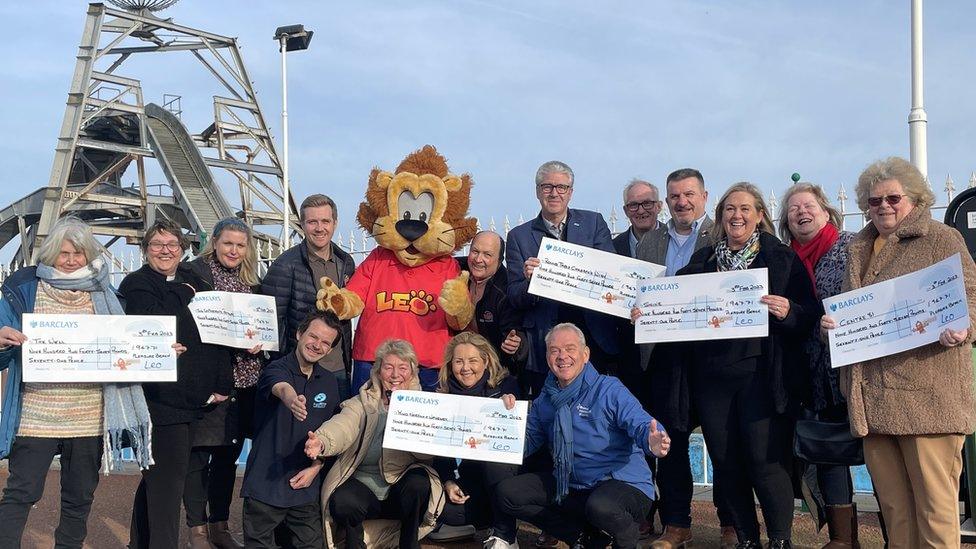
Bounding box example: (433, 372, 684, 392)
(1, 466, 972, 548)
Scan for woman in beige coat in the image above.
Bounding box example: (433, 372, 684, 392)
(822, 157, 976, 548)
(304, 339, 444, 549)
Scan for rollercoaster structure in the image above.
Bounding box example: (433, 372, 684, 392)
(1, 1, 299, 265)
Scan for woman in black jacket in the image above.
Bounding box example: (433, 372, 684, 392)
(428, 332, 520, 547)
(677, 183, 816, 549)
(182, 218, 264, 549)
(121, 220, 233, 549)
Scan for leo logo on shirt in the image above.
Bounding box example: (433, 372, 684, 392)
(375, 290, 437, 316)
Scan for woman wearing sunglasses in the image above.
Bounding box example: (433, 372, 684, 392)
(822, 157, 976, 547)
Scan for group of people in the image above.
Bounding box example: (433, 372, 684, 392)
(0, 155, 972, 549)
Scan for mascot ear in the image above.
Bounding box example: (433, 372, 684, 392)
(442, 175, 463, 192)
(376, 171, 395, 189)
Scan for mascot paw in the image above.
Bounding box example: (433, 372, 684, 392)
(316, 277, 364, 320)
(438, 271, 474, 329)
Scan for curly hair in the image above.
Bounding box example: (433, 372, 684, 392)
(855, 157, 934, 212)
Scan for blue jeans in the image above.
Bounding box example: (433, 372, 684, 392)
(352, 360, 440, 393)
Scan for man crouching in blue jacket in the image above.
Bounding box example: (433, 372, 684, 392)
(491, 322, 670, 549)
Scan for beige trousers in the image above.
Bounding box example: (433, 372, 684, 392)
(863, 433, 965, 549)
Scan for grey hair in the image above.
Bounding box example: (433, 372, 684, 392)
(622, 178, 659, 203)
(35, 217, 105, 268)
(776, 183, 843, 244)
(371, 339, 419, 377)
(535, 161, 574, 186)
(544, 322, 587, 347)
(854, 157, 934, 212)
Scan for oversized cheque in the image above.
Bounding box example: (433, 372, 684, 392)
(383, 390, 528, 465)
(22, 313, 177, 382)
(188, 291, 279, 351)
(825, 253, 970, 368)
(634, 268, 769, 343)
(528, 237, 665, 319)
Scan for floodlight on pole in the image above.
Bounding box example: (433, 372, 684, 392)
(274, 24, 313, 249)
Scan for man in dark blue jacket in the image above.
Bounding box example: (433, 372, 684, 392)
(493, 323, 670, 549)
(505, 161, 619, 396)
(261, 194, 355, 398)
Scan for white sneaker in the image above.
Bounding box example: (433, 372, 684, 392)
(484, 535, 520, 549)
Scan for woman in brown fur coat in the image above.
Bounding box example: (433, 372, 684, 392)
(823, 157, 976, 548)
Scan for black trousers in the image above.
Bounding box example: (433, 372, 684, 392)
(438, 460, 519, 541)
(495, 472, 651, 549)
(0, 436, 102, 549)
(243, 498, 323, 549)
(129, 422, 193, 549)
(693, 364, 795, 541)
(815, 404, 854, 506)
(329, 468, 431, 549)
(183, 442, 243, 526)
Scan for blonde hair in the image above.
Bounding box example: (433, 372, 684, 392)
(438, 332, 509, 391)
(854, 157, 934, 212)
(199, 218, 259, 286)
(371, 339, 419, 384)
(35, 217, 105, 268)
(776, 183, 843, 244)
(712, 182, 776, 243)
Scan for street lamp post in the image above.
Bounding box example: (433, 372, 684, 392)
(273, 24, 313, 249)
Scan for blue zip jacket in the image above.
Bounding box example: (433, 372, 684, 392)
(525, 363, 660, 499)
(0, 267, 39, 459)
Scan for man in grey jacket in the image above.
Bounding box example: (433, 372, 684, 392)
(635, 169, 734, 548)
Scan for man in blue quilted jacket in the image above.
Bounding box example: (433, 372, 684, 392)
(261, 194, 356, 398)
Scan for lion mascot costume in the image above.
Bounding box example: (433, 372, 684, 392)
(316, 145, 478, 392)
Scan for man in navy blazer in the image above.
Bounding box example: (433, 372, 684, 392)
(505, 160, 619, 396)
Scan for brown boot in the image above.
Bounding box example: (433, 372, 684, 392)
(208, 521, 244, 549)
(650, 525, 693, 549)
(720, 526, 737, 549)
(822, 504, 860, 549)
(187, 525, 216, 549)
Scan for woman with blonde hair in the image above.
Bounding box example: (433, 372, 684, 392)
(777, 184, 860, 548)
(182, 217, 264, 548)
(428, 332, 520, 546)
(656, 182, 818, 548)
(305, 339, 444, 549)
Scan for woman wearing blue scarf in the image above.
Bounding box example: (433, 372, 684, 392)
(0, 217, 153, 548)
(494, 323, 670, 549)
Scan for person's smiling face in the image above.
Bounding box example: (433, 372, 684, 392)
(867, 179, 914, 237)
(546, 327, 590, 388)
(451, 343, 488, 388)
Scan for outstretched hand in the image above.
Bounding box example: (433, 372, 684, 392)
(304, 431, 324, 459)
(648, 419, 671, 458)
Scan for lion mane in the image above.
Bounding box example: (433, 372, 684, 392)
(355, 145, 478, 267)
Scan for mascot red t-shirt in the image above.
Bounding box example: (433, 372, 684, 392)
(346, 248, 460, 367)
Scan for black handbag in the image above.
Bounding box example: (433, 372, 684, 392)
(793, 418, 864, 466)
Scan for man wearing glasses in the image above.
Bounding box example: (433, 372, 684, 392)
(613, 179, 662, 257)
(505, 160, 618, 397)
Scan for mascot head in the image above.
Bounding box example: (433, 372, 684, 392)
(357, 145, 478, 267)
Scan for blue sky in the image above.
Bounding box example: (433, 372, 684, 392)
(1, 1, 974, 243)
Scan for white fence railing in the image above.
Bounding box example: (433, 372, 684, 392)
(1, 175, 973, 284)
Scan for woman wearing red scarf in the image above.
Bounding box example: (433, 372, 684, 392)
(777, 184, 858, 549)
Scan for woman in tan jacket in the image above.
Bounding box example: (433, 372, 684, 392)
(304, 339, 444, 549)
(823, 157, 976, 548)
